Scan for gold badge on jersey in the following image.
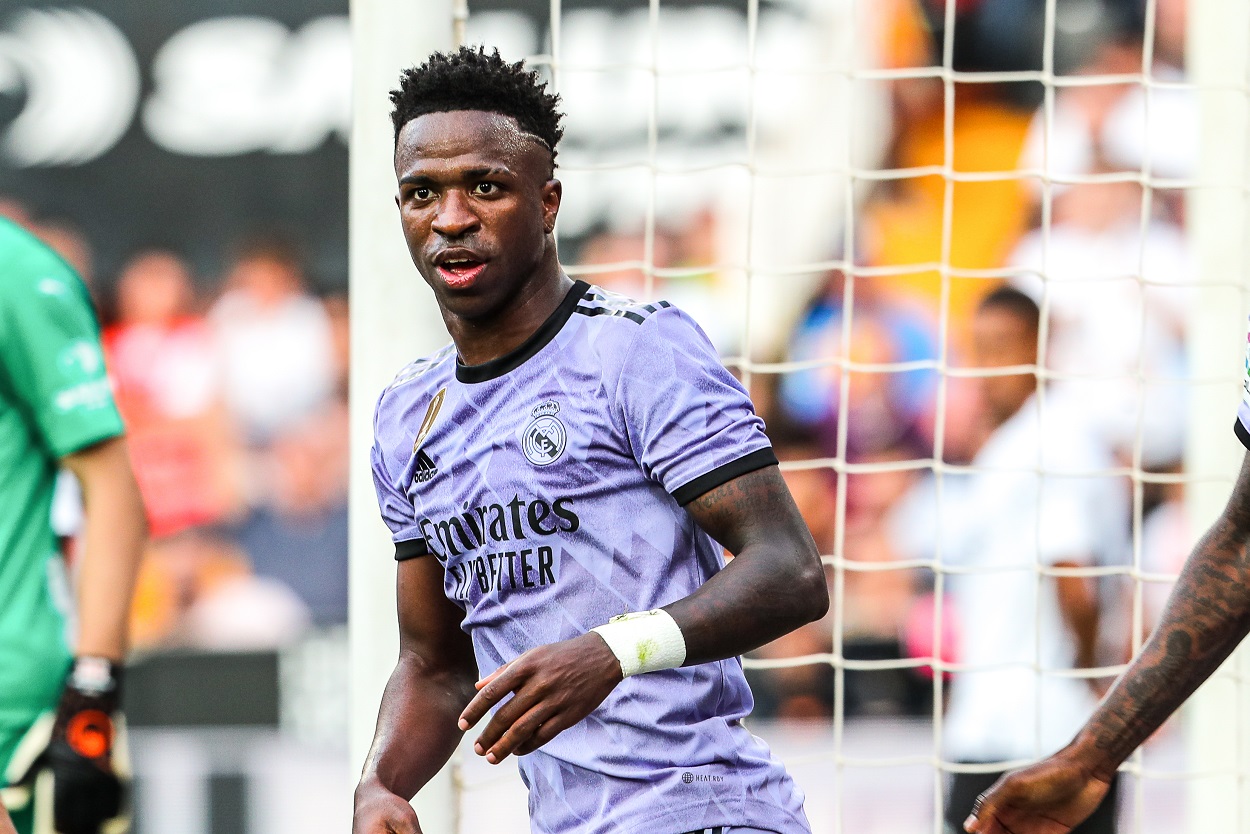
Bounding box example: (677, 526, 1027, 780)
(414, 388, 446, 452)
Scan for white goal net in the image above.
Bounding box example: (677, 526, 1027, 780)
(348, 0, 1250, 832)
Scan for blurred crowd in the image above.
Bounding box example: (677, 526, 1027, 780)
(577, 0, 1196, 724)
(3, 0, 1198, 732)
(3, 198, 349, 652)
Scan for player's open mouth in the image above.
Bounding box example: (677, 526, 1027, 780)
(436, 259, 486, 289)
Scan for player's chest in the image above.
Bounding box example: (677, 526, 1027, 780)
(403, 377, 631, 519)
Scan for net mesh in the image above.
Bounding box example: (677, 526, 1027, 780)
(444, 0, 1250, 831)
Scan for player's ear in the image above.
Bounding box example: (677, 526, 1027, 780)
(542, 178, 562, 234)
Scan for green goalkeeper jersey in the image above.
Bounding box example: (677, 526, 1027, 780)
(0, 218, 124, 735)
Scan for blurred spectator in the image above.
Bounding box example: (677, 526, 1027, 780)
(841, 446, 925, 644)
(1139, 468, 1188, 632)
(889, 288, 1129, 833)
(210, 235, 336, 446)
(1020, 11, 1195, 216)
(232, 402, 349, 626)
(31, 218, 95, 292)
(864, 0, 1036, 350)
(777, 271, 940, 459)
(129, 529, 251, 647)
(323, 292, 351, 399)
(1010, 33, 1196, 468)
(747, 437, 838, 719)
(860, 79, 1033, 353)
(0, 196, 31, 226)
(129, 529, 311, 650)
(575, 210, 744, 355)
(1008, 177, 1192, 466)
(103, 250, 241, 538)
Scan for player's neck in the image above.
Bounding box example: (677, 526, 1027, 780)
(445, 256, 573, 368)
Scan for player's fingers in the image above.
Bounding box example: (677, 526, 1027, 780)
(512, 712, 575, 756)
(474, 660, 513, 691)
(458, 663, 524, 730)
(480, 702, 552, 764)
(473, 683, 548, 759)
(964, 791, 996, 833)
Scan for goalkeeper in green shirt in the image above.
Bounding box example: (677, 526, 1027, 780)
(0, 218, 146, 834)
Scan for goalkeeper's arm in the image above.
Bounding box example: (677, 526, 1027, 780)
(6, 435, 148, 834)
(60, 436, 147, 662)
(354, 555, 479, 834)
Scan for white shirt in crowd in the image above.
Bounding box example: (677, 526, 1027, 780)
(891, 393, 1129, 764)
(210, 290, 335, 443)
(1008, 220, 1193, 466)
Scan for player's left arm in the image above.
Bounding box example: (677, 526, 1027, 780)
(664, 464, 829, 662)
(459, 464, 826, 761)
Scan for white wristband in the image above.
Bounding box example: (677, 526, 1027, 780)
(591, 609, 687, 677)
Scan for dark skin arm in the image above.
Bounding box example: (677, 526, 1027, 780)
(353, 555, 479, 834)
(458, 464, 828, 763)
(967, 450, 1250, 834)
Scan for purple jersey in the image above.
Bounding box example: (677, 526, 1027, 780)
(372, 281, 811, 834)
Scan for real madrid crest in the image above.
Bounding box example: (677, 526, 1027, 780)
(522, 400, 567, 466)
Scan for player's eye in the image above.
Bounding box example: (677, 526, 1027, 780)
(413, 187, 432, 201)
(472, 182, 498, 196)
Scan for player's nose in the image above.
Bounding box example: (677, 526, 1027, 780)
(432, 190, 481, 238)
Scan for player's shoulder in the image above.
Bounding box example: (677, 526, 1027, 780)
(376, 343, 457, 411)
(0, 219, 87, 303)
(573, 283, 677, 327)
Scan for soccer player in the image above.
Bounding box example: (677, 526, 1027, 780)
(0, 217, 147, 834)
(353, 48, 829, 834)
(964, 333, 1250, 833)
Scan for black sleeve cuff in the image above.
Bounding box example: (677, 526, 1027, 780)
(671, 447, 779, 506)
(1236, 418, 1250, 452)
(394, 538, 430, 561)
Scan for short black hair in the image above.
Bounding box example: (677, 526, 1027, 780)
(390, 47, 564, 166)
(979, 285, 1039, 332)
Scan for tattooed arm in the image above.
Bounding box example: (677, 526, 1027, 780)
(966, 451, 1250, 834)
(456, 465, 828, 762)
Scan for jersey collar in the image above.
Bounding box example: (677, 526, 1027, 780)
(455, 280, 590, 384)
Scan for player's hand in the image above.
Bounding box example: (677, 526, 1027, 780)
(352, 777, 423, 834)
(4, 657, 130, 834)
(458, 632, 624, 763)
(963, 750, 1112, 834)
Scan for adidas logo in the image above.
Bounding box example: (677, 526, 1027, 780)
(414, 448, 438, 484)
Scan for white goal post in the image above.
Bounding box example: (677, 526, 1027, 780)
(1181, 0, 1250, 831)
(347, 0, 456, 831)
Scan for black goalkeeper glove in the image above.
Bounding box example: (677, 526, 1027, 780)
(4, 657, 130, 834)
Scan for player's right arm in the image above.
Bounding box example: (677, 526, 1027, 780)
(353, 554, 478, 834)
(967, 449, 1250, 834)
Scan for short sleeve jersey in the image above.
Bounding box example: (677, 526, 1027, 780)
(0, 219, 124, 731)
(372, 282, 811, 834)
